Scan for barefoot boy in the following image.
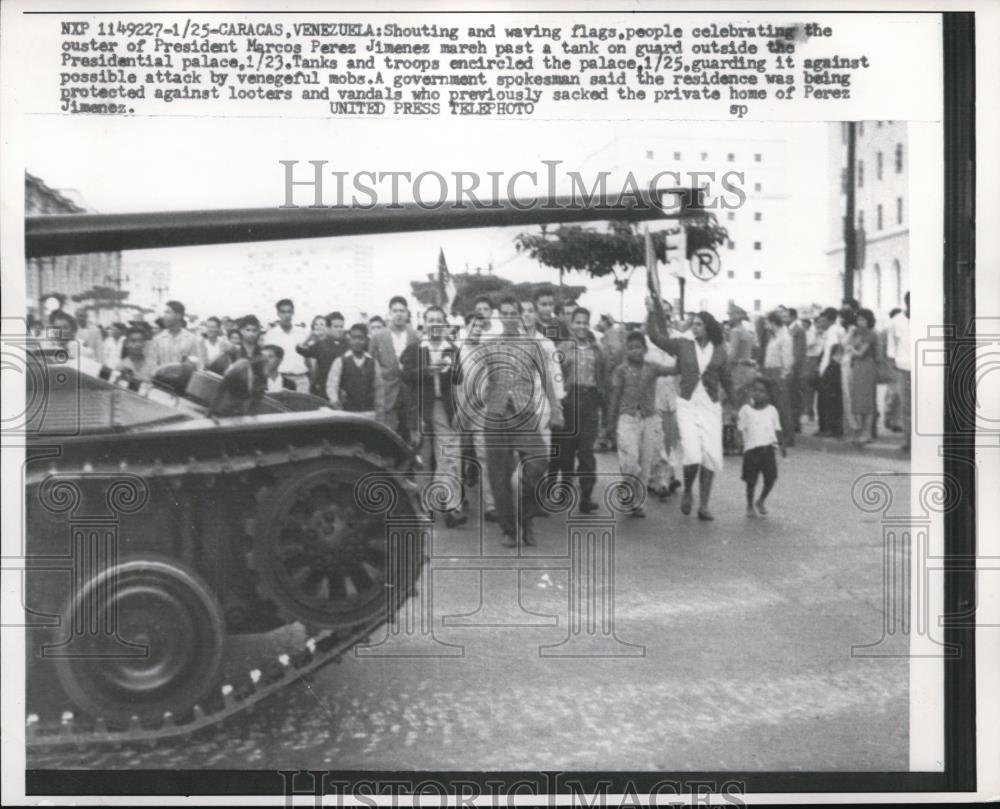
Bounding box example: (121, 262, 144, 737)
(737, 377, 787, 517)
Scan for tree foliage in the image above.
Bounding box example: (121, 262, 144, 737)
(70, 285, 130, 308)
(513, 213, 729, 284)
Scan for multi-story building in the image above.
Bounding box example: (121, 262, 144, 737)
(577, 132, 834, 322)
(25, 173, 122, 313)
(216, 242, 376, 326)
(120, 258, 173, 314)
(826, 122, 909, 320)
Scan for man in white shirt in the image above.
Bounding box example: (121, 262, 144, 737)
(762, 311, 796, 444)
(102, 322, 126, 366)
(886, 291, 911, 452)
(147, 300, 200, 370)
(520, 299, 565, 450)
(263, 298, 309, 392)
(261, 344, 295, 393)
(198, 315, 232, 371)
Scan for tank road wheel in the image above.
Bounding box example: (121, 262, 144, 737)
(252, 459, 419, 630)
(55, 557, 225, 726)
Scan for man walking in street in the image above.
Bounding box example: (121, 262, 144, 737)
(785, 307, 808, 435)
(370, 295, 419, 443)
(401, 306, 467, 529)
(263, 299, 310, 392)
(553, 307, 607, 513)
(763, 310, 796, 446)
(463, 297, 563, 547)
(533, 289, 572, 343)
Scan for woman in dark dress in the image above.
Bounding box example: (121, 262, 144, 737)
(847, 308, 878, 446)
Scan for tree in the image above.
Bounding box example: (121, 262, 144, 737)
(411, 272, 586, 317)
(514, 212, 729, 315)
(71, 285, 130, 317)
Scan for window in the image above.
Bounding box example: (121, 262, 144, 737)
(754, 153, 762, 162)
(859, 121, 865, 136)
(727, 239, 735, 249)
(728, 153, 735, 162)
(858, 210, 865, 229)
(754, 212, 762, 221)
(701, 152, 708, 161)
(727, 270, 735, 279)
(896, 197, 903, 224)
(894, 259, 903, 306)
(673, 151, 681, 160)
(753, 241, 762, 250)
(754, 270, 762, 279)
(895, 143, 904, 173)
(877, 204, 883, 230)
(754, 182, 762, 192)
(876, 151, 883, 180)
(873, 263, 884, 310)
(727, 211, 735, 221)
(877, 121, 883, 128)
(754, 299, 761, 312)
(646, 150, 655, 159)
(858, 160, 864, 188)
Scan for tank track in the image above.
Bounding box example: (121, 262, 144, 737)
(25, 617, 393, 750)
(24, 438, 424, 751)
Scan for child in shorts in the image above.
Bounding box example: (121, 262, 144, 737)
(737, 377, 787, 517)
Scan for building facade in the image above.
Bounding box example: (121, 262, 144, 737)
(25, 173, 123, 314)
(227, 242, 376, 326)
(577, 131, 834, 322)
(826, 122, 909, 321)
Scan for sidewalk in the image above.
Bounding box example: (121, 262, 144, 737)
(792, 420, 910, 461)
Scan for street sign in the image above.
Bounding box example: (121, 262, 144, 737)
(689, 248, 721, 281)
(664, 226, 687, 278)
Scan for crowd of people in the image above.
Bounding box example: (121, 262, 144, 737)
(31, 286, 911, 547)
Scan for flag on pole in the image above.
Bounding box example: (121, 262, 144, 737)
(645, 226, 661, 300)
(437, 247, 457, 310)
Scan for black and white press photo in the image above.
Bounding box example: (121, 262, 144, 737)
(0, 1, 996, 805)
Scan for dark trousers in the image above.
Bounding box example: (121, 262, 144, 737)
(763, 368, 795, 444)
(485, 404, 548, 536)
(551, 385, 601, 500)
(817, 360, 843, 437)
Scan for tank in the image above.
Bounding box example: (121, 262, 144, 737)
(23, 348, 423, 746)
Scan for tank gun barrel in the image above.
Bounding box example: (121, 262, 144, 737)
(25, 188, 700, 257)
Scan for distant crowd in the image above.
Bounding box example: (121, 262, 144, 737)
(30, 287, 911, 544)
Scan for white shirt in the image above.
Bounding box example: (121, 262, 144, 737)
(102, 335, 124, 366)
(738, 403, 782, 450)
(200, 335, 229, 366)
(263, 324, 308, 375)
(389, 327, 410, 363)
(266, 374, 287, 393)
(886, 312, 911, 372)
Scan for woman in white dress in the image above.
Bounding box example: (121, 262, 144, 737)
(647, 302, 734, 520)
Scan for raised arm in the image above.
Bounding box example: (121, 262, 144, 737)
(645, 310, 678, 356)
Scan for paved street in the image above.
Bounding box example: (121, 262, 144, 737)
(28, 445, 911, 772)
